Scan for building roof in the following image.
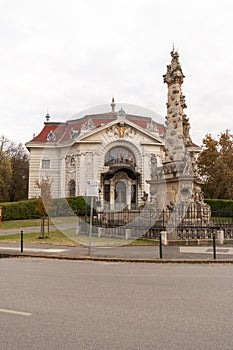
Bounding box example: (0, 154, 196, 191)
(27, 111, 165, 145)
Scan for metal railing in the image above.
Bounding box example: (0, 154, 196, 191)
(84, 207, 233, 241)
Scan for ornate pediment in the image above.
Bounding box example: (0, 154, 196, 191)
(106, 122, 136, 139)
(76, 118, 164, 145)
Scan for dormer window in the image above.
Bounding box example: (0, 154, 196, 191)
(47, 130, 56, 141)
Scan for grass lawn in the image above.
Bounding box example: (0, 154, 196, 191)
(0, 230, 80, 246)
(1, 216, 80, 230)
(0, 217, 159, 246)
(0, 229, 158, 247)
(66, 231, 158, 246)
(1, 218, 42, 229)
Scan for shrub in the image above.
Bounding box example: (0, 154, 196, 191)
(0, 199, 41, 221)
(67, 196, 90, 216)
(204, 199, 233, 217)
(0, 196, 90, 221)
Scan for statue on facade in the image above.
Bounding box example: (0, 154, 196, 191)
(151, 154, 158, 180)
(118, 122, 125, 138)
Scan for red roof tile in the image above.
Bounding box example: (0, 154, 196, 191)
(28, 112, 165, 145)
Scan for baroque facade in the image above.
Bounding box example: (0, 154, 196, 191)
(26, 50, 202, 213)
(26, 101, 165, 210)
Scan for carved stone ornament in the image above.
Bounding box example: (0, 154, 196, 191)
(146, 120, 159, 134)
(70, 128, 79, 139)
(106, 126, 115, 137)
(80, 118, 95, 133)
(117, 108, 126, 119)
(118, 122, 125, 138)
(163, 50, 185, 86)
(125, 126, 136, 138)
(65, 155, 76, 168)
(112, 171, 129, 182)
(70, 157, 75, 166)
(107, 124, 136, 139)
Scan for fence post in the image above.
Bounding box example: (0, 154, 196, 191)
(0, 206, 2, 228)
(159, 232, 163, 259)
(21, 230, 23, 253)
(98, 227, 102, 238)
(213, 232, 216, 260)
(125, 229, 131, 240)
(217, 229, 224, 245)
(161, 231, 168, 246)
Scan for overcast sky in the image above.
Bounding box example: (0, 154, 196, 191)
(0, 0, 232, 146)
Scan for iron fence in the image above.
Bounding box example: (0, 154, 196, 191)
(84, 207, 233, 241)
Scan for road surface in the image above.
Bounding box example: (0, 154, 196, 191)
(1, 259, 233, 350)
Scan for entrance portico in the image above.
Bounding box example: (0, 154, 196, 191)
(103, 170, 138, 211)
(103, 169, 139, 210)
(102, 145, 140, 210)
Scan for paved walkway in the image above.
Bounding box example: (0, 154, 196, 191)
(1, 241, 233, 262)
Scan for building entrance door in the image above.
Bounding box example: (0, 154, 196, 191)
(115, 181, 126, 210)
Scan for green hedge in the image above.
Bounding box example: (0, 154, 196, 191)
(2, 197, 231, 221)
(50, 197, 89, 217)
(204, 199, 233, 217)
(0, 199, 41, 221)
(0, 196, 90, 221)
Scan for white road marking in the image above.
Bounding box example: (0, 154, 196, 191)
(0, 247, 68, 253)
(180, 247, 233, 255)
(0, 308, 32, 316)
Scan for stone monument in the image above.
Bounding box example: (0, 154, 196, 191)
(148, 49, 211, 234)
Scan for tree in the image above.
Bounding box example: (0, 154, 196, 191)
(0, 136, 12, 201)
(35, 177, 53, 238)
(197, 130, 233, 199)
(0, 136, 29, 202)
(9, 143, 29, 201)
(0, 151, 12, 202)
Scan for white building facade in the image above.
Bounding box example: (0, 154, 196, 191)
(26, 106, 165, 211)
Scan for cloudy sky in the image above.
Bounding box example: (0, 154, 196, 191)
(0, 0, 232, 146)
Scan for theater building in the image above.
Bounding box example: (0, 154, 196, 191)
(26, 102, 165, 210)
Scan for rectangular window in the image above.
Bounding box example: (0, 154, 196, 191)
(42, 160, 50, 169)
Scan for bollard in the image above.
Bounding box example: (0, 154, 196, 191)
(21, 230, 23, 253)
(98, 227, 103, 238)
(213, 232, 216, 260)
(161, 231, 168, 246)
(217, 230, 224, 245)
(159, 232, 163, 259)
(125, 229, 131, 240)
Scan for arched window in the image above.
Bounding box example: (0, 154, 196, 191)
(69, 180, 76, 197)
(105, 146, 135, 166)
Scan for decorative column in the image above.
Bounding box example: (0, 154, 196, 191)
(60, 156, 66, 197)
(126, 180, 131, 210)
(147, 49, 211, 238)
(163, 49, 192, 162)
(110, 180, 115, 211)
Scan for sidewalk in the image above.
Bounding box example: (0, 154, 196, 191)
(1, 226, 233, 263)
(1, 241, 233, 263)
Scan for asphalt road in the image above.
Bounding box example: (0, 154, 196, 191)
(1, 259, 233, 350)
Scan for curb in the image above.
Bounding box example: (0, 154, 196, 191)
(1, 252, 233, 264)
